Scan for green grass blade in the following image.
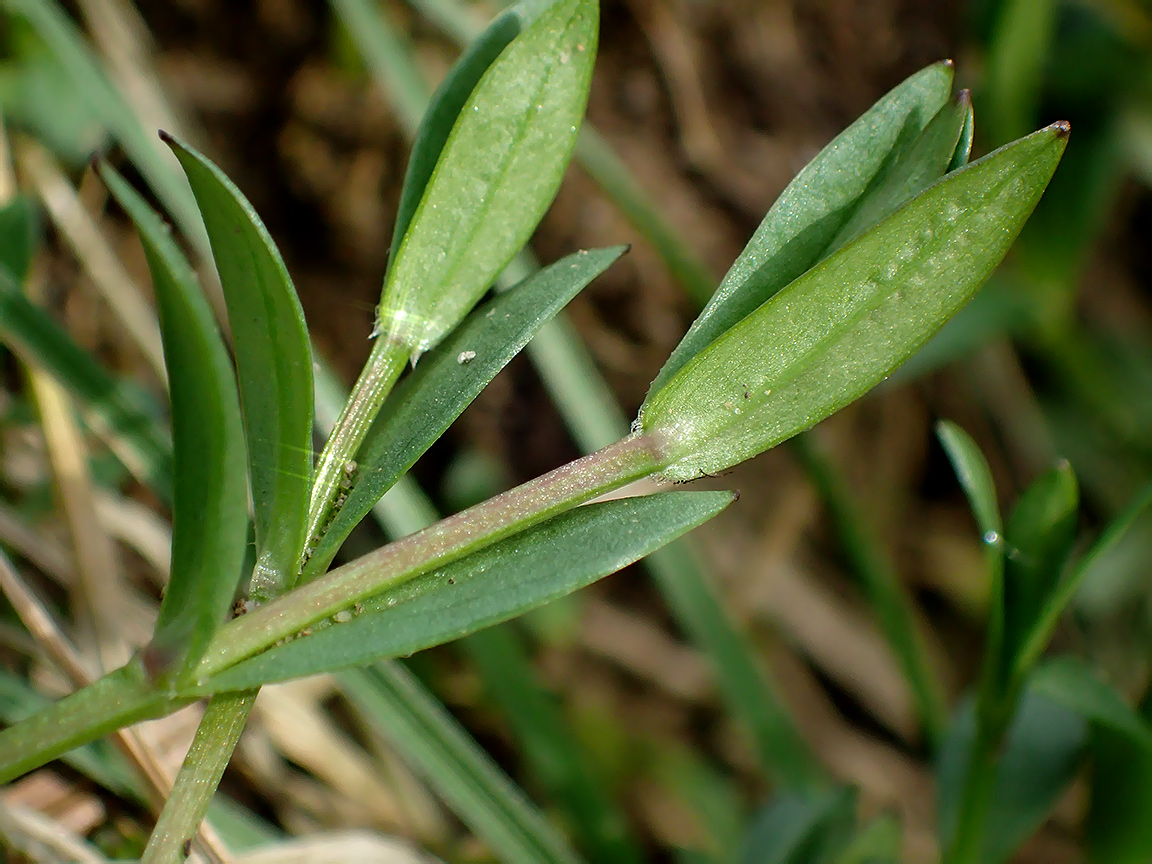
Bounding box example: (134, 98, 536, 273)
(737, 788, 858, 864)
(644, 543, 827, 791)
(195, 491, 734, 691)
(1014, 478, 1152, 677)
(1030, 658, 1152, 750)
(100, 164, 249, 676)
(339, 662, 584, 864)
(1002, 462, 1078, 673)
(982, 0, 1055, 145)
(950, 101, 976, 172)
(1087, 713, 1152, 864)
(304, 246, 626, 579)
(0, 265, 174, 502)
(0, 196, 36, 280)
(640, 125, 1069, 482)
(648, 61, 955, 396)
(377, 0, 598, 361)
(164, 134, 314, 599)
(791, 434, 946, 748)
(461, 627, 644, 864)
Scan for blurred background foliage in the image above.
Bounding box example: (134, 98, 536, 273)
(2, 0, 1152, 861)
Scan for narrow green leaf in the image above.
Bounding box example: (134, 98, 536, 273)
(339, 662, 583, 864)
(387, 5, 523, 266)
(462, 628, 643, 864)
(0, 660, 190, 785)
(0, 266, 174, 502)
(737, 788, 858, 864)
(163, 134, 314, 598)
(1015, 479, 1152, 676)
(648, 61, 955, 396)
(640, 124, 1069, 482)
(1002, 461, 1078, 669)
(1029, 657, 1152, 750)
(937, 691, 1086, 864)
(982, 0, 1055, 145)
(937, 421, 1002, 540)
(194, 491, 734, 692)
(835, 814, 902, 864)
(949, 101, 976, 172)
(376, 0, 598, 361)
(824, 90, 971, 255)
(101, 164, 249, 674)
(304, 246, 625, 579)
(0, 196, 37, 281)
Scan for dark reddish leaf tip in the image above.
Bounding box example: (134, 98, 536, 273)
(158, 129, 175, 144)
(941, 58, 955, 68)
(956, 89, 971, 107)
(1052, 120, 1071, 138)
(731, 489, 741, 503)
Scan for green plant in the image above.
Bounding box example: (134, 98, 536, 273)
(0, 0, 1089, 859)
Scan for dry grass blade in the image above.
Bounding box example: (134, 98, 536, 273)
(0, 801, 109, 862)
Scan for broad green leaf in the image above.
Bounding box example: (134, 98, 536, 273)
(937, 691, 1086, 864)
(1002, 461, 1078, 668)
(648, 61, 955, 396)
(937, 421, 1002, 540)
(737, 788, 857, 864)
(101, 164, 249, 676)
(387, 5, 523, 267)
(164, 134, 314, 599)
(304, 246, 625, 579)
(0, 265, 174, 502)
(339, 663, 582, 864)
(1030, 657, 1152, 750)
(194, 491, 733, 692)
(835, 814, 902, 864)
(1087, 720, 1152, 864)
(0, 196, 36, 281)
(639, 124, 1068, 482)
(824, 90, 971, 255)
(376, 0, 598, 361)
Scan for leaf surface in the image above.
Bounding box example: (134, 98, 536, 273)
(640, 125, 1068, 481)
(648, 61, 955, 395)
(195, 491, 733, 691)
(101, 164, 249, 674)
(376, 0, 598, 360)
(165, 135, 314, 597)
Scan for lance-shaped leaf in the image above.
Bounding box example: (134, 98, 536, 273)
(376, 0, 598, 361)
(303, 246, 626, 580)
(638, 123, 1068, 482)
(1030, 657, 1152, 751)
(164, 134, 314, 598)
(648, 61, 955, 396)
(192, 491, 733, 692)
(100, 164, 248, 675)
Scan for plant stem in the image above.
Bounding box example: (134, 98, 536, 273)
(0, 660, 188, 784)
(140, 690, 258, 864)
(945, 714, 1005, 864)
(298, 335, 409, 585)
(197, 433, 664, 678)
